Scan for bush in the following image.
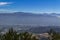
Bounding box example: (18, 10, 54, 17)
(0, 28, 39, 40)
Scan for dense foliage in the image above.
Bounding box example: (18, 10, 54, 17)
(48, 29, 60, 40)
(0, 28, 60, 40)
(0, 28, 39, 40)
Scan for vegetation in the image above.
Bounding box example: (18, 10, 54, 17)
(0, 28, 60, 40)
(48, 29, 60, 40)
(0, 28, 39, 40)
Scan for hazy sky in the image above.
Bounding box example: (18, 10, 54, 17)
(0, 0, 60, 13)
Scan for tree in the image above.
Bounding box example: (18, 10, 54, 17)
(48, 29, 60, 40)
(47, 29, 55, 40)
(19, 32, 39, 40)
(0, 28, 39, 40)
(2, 28, 19, 40)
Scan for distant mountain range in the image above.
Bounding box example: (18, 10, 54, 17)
(0, 12, 60, 25)
(0, 12, 60, 17)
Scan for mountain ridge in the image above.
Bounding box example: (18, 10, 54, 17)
(0, 12, 60, 17)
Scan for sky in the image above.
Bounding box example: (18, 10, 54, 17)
(0, 0, 60, 13)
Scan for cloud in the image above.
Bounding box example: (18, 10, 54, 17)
(0, 2, 13, 6)
(0, 9, 18, 13)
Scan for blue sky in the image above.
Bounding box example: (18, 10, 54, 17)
(0, 0, 60, 13)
